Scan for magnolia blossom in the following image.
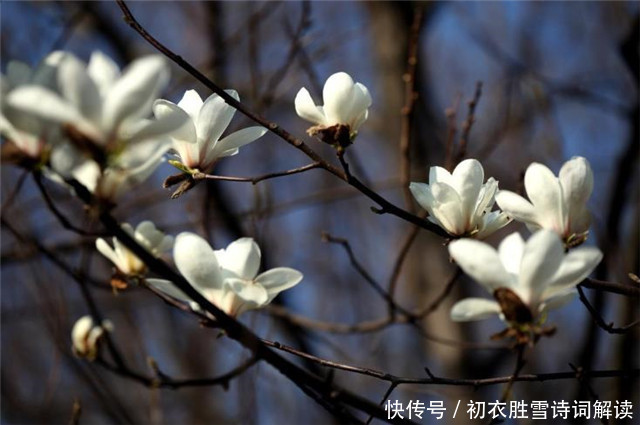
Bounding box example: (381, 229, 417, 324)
(53, 146, 167, 201)
(0, 53, 63, 158)
(7, 51, 184, 152)
(295, 72, 371, 145)
(147, 233, 303, 318)
(154, 90, 267, 172)
(96, 221, 173, 276)
(71, 315, 113, 361)
(495, 157, 594, 245)
(7, 51, 187, 198)
(409, 159, 511, 238)
(449, 230, 602, 325)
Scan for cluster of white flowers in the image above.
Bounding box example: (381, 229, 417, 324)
(2, 49, 600, 350)
(94, 223, 301, 318)
(1, 51, 268, 202)
(425, 156, 600, 331)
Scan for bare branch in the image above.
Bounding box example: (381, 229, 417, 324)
(193, 162, 321, 185)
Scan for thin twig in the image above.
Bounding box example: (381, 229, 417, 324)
(367, 383, 398, 425)
(33, 172, 106, 236)
(321, 232, 413, 317)
(415, 267, 462, 318)
(194, 162, 321, 185)
(337, 151, 449, 238)
(580, 277, 640, 298)
(444, 94, 461, 172)
(386, 217, 426, 304)
(1, 168, 29, 212)
(454, 81, 483, 165)
(263, 337, 637, 387)
(95, 356, 259, 389)
(577, 286, 639, 334)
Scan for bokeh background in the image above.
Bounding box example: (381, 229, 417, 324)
(1, 1, 638, 424)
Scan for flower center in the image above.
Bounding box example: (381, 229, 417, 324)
(493, 287, 534, 324)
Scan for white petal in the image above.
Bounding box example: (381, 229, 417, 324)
(58, 54, 102, 123)
(7, 86, 99, 139)
(173, 232, 223, 291)
(153, 99, 197, 147)
(517, 230, 564, 305)
(219, 238, 261, 280)
(209, 126, 266, 160)
(497, 232, 525, 275)
(475, 177, 499, 216)
(146, 278, 191, 303)
(476, 211, 511, 239)
(451, 159, 484, 226)
(115, 137, 170, 170)
(559, 156, 593, 207)
(345, 82, 371, 129)
(227, 278, 269, 306)
(450, 298, 502, 321)
(72, 160, 101, 193)
(322, 72, 356, 125)
(177, 89, 204, 122)
(294, 87, 325, 125)
(559, 157, 593, 234)
(96, 238, 123, 270)
(448, 238, 512, 293)
(134, 221, 167, 253)
(524, 163, 565, 234)
(7, 61, 33, 87)
(351, 109, 369, 133)
(409, 182, 435, 213)
(429, 166, 453, 186)
(71, 316, 94, 351)
(495, 190, 538, 227)
(545, 246, 602, 294)
(128, 106, 191, 146)
(429, 182, 465, 235)
(538, 288, 576, 314)
(87, 51, 121, 98)
(102, 55, 169, 134)
(196, 90, 238, 145)
(255, 267, 303, 303)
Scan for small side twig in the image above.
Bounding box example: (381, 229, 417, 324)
(580, 277, 640, 298)
(453, 81, 483, 166)
(193, 162, 321, 185)
(577, 286, 639, 334)
(321, 232, 413, 317)
(33, 172, 106, 237)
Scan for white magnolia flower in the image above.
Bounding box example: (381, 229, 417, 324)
(449, 230, 602, 325)
(55, 145, 167, 201)
(0, 53, 64, 158)
(7, 51, 184, 153)
(154, 89, 267, 172)
(147, 233, 303, 318)
(71, 315, 113, 361)
(96, 221, 173, 276)
(495, 157, 594, 245)
(295, 72, 371, 144)
(409, 159, 511, 238)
